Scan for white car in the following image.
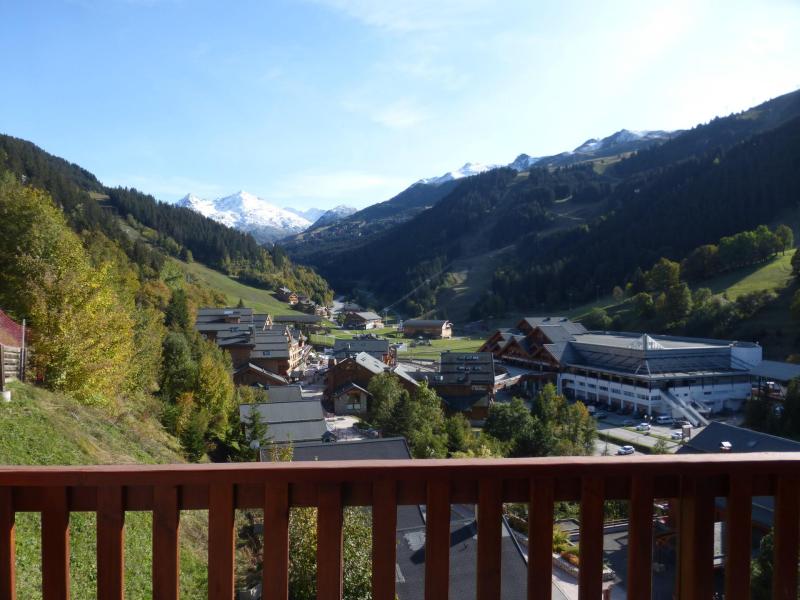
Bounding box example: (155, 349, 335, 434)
(616, 445, 635, 455)
(671, 431, 683, 441)
(635, 423, 651, 432)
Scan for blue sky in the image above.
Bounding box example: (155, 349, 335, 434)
(2, 0, 799, 209)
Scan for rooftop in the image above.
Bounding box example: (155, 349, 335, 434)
(749, 359, 800, 383)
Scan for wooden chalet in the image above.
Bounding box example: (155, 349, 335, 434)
(429, 351, 496, 422)
(216, 325, 307, 378)
(343, 311, 383, 330)
(325, 352, 418, 410)
(276, 286, 299, 305)
(332, 336, 395, 365)
(194, 307, 256, 341)
(478, 316, 587, 371)
(331, 382, 371, 416)
(402, 319, 453, 339)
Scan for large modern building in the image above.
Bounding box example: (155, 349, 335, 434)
(481, 317, 768, 424)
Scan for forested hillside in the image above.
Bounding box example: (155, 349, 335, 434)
(282, 88, 800, 320)
(282, 176, 460, 262)
(0, 134, 333, 305)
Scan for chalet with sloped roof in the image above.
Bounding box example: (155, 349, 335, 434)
(402, 319, 453, 339)
(343, 311, 383, 330)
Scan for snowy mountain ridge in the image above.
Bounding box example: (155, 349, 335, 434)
(420, 128, 674, 187)
(177, 191, 312, 243)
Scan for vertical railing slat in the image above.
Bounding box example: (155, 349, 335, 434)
(627, 475, 653, 599)
(425, 479, 451, 600)
(724, 474, 751, 600)
(317, 483, 343, 600)
(208, 484, 235, 600)
(153, 486, 180, 600)
(97, 485, 125, 600)
(772, 475, 799, 600)
(0, 487, 15, 600)
(263, 482, 290, 600)
(677, 476, 715, 600)
(578, 477, 604, 600)
(528, 477, 554, 600)
(477, 479, 502, 600)
(372, 480, 397, 600)
(42, 486, 69, 600)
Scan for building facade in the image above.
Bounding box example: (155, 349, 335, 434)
(481, 317, 763, 424)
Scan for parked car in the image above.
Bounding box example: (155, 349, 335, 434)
(617, 445, 635, 455)
(635, 423, 651, 432)
(594, 411, 608, 420)
(671, 431, 683, 441)
(656, 415, 674, 425)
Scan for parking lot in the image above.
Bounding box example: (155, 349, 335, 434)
(591, 411, 696, 454)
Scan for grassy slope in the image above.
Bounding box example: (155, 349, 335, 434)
(174, 258, 304, 316)
(0, 382, 208, 599)
(563, 251, 797, 321)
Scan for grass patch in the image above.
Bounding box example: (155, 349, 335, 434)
(0, 382, 208, 599)
(705, 251, 795, 300)
(173, 258, 303, 316)
(397, 337, 483, 360)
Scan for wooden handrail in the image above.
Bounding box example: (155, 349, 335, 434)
(0, 453, 798, 600)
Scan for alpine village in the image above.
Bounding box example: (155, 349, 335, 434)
(3, 4, 800, 600)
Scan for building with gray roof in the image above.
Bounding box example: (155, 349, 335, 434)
(481, 317, 768, 425)
(333, 337, 393, 363)
(239, 399, 331, 444)
(402, 319, 453, 339)
(343, 311, 384, 330)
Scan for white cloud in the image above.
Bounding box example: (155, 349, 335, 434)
(309, 0, 493, 33)
(341, 94, 431, 129)
(370, 101, 430, 129)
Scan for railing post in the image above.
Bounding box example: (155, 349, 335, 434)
(372, 480, 397, 600)
(0, 345, 6, 393)
(578, 476, 604, 600)
(208, 484, 235, 600)
(772, 475, 800, 600)
(317, 483, 343, 600)
(627, 475, 653, 600)
(425, 479, 451, 600)
(477, 478, 502, 600)
(528, 477, 554, 600)
(97, 485, 125, 600)
(677, 476, 715, 600)
(263, 482, 290, 600)
(0, 488, 14, 600)
(724, 474, 751, 600)
(42, 486, 70, 600)
(153, 486, 180, 600)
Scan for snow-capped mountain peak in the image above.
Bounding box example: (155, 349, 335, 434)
(177, 191, 311, 243)
(417, 161, 500, 186)
(573, 129, 672, 154)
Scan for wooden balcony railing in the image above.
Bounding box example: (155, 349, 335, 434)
(1, 453, 799, 600)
